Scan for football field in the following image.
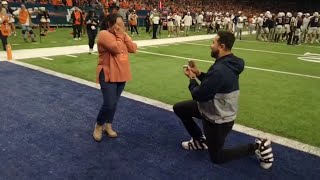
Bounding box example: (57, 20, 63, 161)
(1, 34, 320, 179)
(20, 37, 320, 147)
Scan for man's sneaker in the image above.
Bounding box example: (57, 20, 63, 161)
(255, 138, 274, 169)
(89, 48, 93, 54)
(182, 137, 208, 150)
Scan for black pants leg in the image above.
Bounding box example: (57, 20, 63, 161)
(87, 29, 97, 49)
(203, 120, 255, 164)
(73, 25, 77, 38)
(152, 24, 158, 39)
(146, 24, 150, 33)
(287, 31, 293, 44)
(173, 100, 204, 139)
(134, 25, 139, 34)
(77, 25, 82, 38)
(0, 31, 8, 51)
(173, 100, 255, 164)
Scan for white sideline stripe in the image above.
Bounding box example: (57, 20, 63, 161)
(298, 57, 320, 63)
(138, 50, 320, 79)
(40, 57, 53, 60)
(184, 42, 301, 56)
(7, 59, 320, 157)
(65, 55, 77, 58)
(304, 52, 320, 56)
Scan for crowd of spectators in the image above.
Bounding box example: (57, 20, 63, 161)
(4, 0, 318, 17)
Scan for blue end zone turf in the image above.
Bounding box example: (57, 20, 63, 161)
(0, 62, 319, 180)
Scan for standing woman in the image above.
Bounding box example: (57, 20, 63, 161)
(86, 10, 99, 54)
(93, 14, 137, 142)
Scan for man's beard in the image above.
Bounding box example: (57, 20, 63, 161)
(211, 49, 219, 59)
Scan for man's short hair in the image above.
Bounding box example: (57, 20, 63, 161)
(217, 31, 235, 50)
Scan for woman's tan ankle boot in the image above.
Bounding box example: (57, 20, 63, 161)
(93, 123, 103, 141)
(104, 123, 118, 138)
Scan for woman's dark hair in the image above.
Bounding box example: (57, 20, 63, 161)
(107, 14, 123, 28)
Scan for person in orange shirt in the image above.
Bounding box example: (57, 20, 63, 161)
(0, 14, 10, 51)
(70, 7, 83, 40)
(129, 11, 139, 36)
(93, 13, 137, 142)
(13, 4, 37, 42)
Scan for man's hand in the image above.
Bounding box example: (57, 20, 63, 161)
(183, 67, 196, 79)
(188, 60, 201, 76)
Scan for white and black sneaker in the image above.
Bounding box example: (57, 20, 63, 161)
(255, 138, 274, 169)
(182, 136, 208, 150)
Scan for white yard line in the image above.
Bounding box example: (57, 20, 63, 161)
(184, 42, 301, 56)
(137, 50, 320, 79)
(8, 59, 320, 157)
(65, 54, 78, 58)
(40, 57, 53, 60)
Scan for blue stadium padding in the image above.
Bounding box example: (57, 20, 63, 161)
(0, 62, 319, 180)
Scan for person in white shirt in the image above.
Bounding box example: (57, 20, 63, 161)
(174, 12, 181, 36)
(183, 12, 192, 36)
(150, 9, 160, 39)
(215, 14, 222, 32)
(256, 14, 264, 40)
(236, 13, 245, 40)
(300, 13, 310, 43)
(223, 13, 231, 31)
(196, 12, 204, 32)
(167, 12, 174, 37)
(249, 16, 257, 34)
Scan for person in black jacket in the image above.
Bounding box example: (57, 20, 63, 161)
(145, 13, 151, 33)
(173, 31, 274, 169)
(86, 10, 99, 54)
